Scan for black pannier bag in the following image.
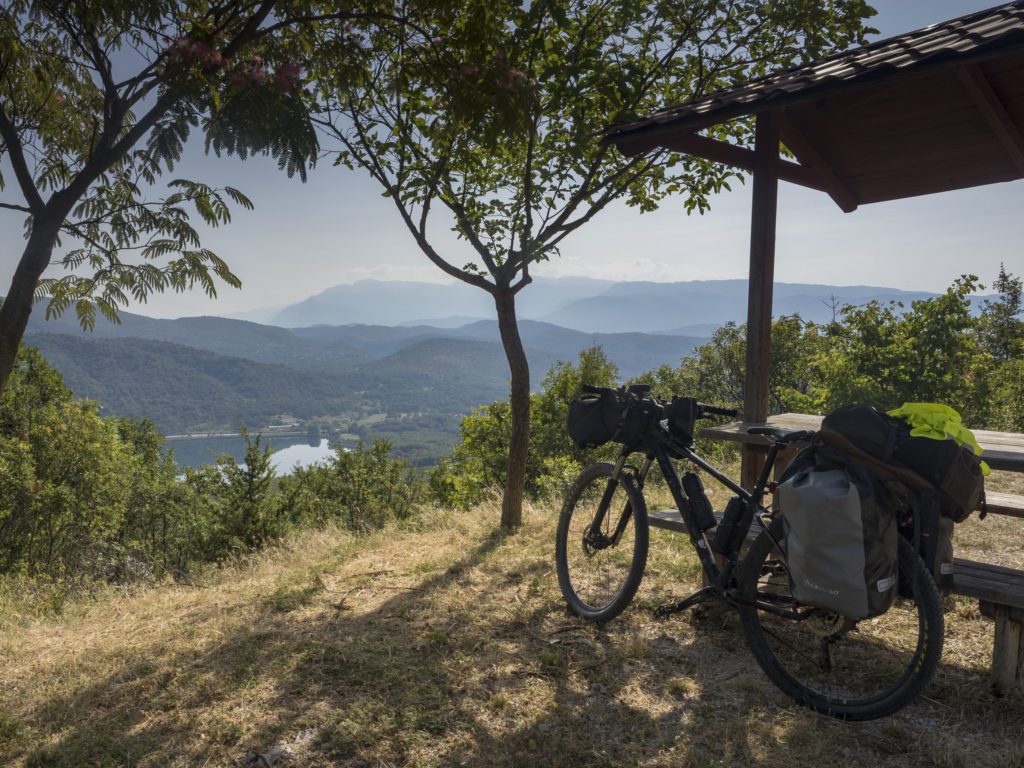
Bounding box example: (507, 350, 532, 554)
(778, 454, 898, 620)
(898, 490, 955, 595)
(820, 404, 984, 522)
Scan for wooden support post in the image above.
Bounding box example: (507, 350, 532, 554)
(741, 111, 780, 491)
(992, 605, 1023, 694)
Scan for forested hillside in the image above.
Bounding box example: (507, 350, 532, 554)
(24, 319, 704, 443)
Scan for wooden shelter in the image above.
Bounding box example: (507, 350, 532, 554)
(604, 1, 1024, 487)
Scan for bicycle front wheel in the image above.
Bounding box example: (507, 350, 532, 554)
(738, 517, 944, 720)
(555, 462, 649, 623)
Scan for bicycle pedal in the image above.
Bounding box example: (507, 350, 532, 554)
(653, 602, 682, 620)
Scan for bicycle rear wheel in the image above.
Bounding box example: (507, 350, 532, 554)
(738, 517, 943, 720)
(555, 462, 648, 623)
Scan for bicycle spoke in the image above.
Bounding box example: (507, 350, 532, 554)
(556, 462, 648, 623)
(740, 518, 943, 718)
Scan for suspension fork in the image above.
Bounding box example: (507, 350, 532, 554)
(587, 453, 653, 545)
(606, 455, 653, 543)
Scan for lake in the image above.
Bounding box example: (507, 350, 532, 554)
(166, 435, 337, 472)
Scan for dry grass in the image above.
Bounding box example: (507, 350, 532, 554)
(1, 496, 1023, 768)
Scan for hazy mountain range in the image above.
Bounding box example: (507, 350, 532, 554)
(23, 276, 984, 461)
(243, 276, 963, 333)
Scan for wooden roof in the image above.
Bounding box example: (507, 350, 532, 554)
(605, 1, 1024, 211)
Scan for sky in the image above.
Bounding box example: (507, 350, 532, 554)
(2, 0, 1021, 319)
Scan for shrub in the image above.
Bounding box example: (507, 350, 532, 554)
(0, 348, 134, 578)
(184, 428, 296, 559)
(284, 439, 423, 532)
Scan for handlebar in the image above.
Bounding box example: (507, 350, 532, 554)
(580, 384, 739, 421)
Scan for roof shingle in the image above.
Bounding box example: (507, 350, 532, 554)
(605, 1, 1024, 147)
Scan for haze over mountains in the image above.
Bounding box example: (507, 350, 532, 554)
(23, 276, 977, 463)
(254, 277, 950, 332)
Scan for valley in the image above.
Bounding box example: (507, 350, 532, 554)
(24, 276, 977, 466)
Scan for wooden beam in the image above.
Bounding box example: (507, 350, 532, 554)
(959, 64, 1024, 175)
(778, 111, 859, 212)
(740, 112, 780, 491)
(618, 131, 829, 194)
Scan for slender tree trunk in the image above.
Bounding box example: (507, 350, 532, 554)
(494, 286, 529, 529)
(0, 215, 62, 392)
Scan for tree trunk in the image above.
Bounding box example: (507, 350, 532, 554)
(0, 216, 62, 392)
(494, 287, 530, 529)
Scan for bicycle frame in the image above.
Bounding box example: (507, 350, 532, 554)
(588, 422, 796, 613)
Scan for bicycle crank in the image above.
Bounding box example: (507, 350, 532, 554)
(654, 586, 717, 619)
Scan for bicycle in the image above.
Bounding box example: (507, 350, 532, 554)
(555, 384, 944, 721)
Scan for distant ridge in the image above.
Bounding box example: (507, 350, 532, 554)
(253, 277, 989, 332)
(268, 276, 616, 327)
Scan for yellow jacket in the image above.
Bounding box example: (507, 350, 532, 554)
(887, 402, 990, 476)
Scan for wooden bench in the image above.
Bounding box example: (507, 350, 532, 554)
(645, 414, 1024, 694)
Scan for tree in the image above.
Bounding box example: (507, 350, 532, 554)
(0, 0, 364, 393)
(627, 314, 826, 420)
(0, 345, 133, 575)
(185, 427, 295, 554)
(430, 346, 618, 508)
(979, 264, 1024, 362)
(315, 0, 875, 528)
(814, 277, 992, 422)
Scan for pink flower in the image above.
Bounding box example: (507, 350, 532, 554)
(274, 63, 302, 91)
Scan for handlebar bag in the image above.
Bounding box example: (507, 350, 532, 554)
(567, 393, 622, 449)
(779, 464, 898, 620)
(567, 391, 659, 449)
(667, 397, 699, 445)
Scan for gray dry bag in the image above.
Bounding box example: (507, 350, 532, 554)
(779, 467, 898, 620)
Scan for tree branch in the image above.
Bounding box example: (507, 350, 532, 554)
(329, 112, 492, 292)
(0, 103, 44, 212)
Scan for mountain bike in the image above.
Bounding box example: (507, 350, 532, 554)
(555, 384, 944, 720)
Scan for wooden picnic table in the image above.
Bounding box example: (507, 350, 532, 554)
(695, 412, 1024, 693)
(699, 412, 1024, 473)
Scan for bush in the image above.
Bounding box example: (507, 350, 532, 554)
(284, 439, 423, 532)
(0, 348, 135, 578)
(184, 428, 297, 559)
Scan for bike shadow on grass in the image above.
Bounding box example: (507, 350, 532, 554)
(10, 529, 1024, 768)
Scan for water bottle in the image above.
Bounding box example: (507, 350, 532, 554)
(682, 472, 717, 531)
